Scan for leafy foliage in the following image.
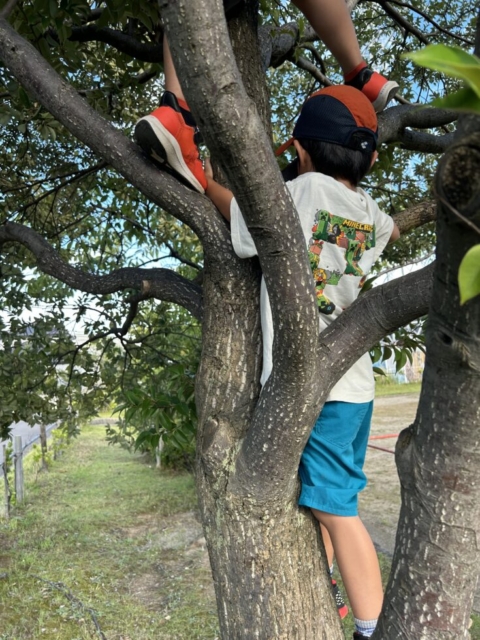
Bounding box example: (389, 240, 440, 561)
(459, 245, 480, 304)
(106, 363, 197, 469)
(0, 0, 477, 456)
(406, 44, 480, 111)
(406, 42, 480, 304)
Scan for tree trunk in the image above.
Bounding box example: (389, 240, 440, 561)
(197, 473, 344, 639)
(376, 131, 480, 639)
(189, 6, 343, 635)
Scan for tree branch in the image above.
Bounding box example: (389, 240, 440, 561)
(47, 25, 164, 63)
(399, 129, 455, 153)
(378, 104, 458, 150)
(295, 55, 333, 86)
(387, 0, 474, 45)
(160, 0, 320, 387)
(373, 0, 430, 44)
(233, 262, 434, 501)
(392, 200, 436, 234)
(0, 18, 231, 255)
(266, 21, 324, 69)
(0, 221, 203, 320)
(0, 0, 19, 20)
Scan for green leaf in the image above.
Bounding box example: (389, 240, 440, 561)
(405, 45, 480, 98)
(459, 245, 480, 304)
(431, 87, 480, 113)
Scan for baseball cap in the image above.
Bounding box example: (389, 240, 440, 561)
(276, 85, 378, 157)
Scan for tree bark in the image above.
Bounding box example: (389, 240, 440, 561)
(197, 483, 343, 639)
(0, 4, 455, 639)
(375, 135, 480, 640)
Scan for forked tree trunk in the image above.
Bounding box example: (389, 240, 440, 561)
(194, 251, 344, 637)
(376, 129, 480, 639)
(189, 6, 344, 636)
(196, 473, 344, 639)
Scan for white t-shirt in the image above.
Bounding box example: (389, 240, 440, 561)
(230, 171, 394, 403)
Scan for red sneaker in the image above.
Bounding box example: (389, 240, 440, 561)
(345, 66, 398, 113)
(135, 92, 207, 193)
(331, 578, 349, 619)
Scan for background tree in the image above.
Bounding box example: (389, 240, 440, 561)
(0, 0, 479, 638)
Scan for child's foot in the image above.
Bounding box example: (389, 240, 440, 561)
(345, 64, 399, 113)
(135, 91, 207, 193)
(331, 578, 349, 619)
(353, 634, 370, 640)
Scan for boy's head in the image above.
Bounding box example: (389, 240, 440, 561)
(277, 86, 378, 186)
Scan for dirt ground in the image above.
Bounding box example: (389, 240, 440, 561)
(129, 393, 480, 622)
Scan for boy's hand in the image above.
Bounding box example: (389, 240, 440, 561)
(204, 157, 214, 181)
(204, 158, 233, 222)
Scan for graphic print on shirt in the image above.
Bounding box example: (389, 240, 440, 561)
(309, 209, 376, 315)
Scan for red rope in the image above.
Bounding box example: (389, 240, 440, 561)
(367, 443, 395, 454)
(367, 433, 398, 454)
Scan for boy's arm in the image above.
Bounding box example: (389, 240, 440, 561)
(204, 159, 233, 221)
(205, 179, 233, 221)
(389, 221, 400, 243)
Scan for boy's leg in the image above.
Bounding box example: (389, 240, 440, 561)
(321, 522, 349, 620)
(313, 511, 383, 622)
(299, 400, 380, 634)
(292, 0, 361, 75)
(135, 0, 240, 190)
(134, 37, 207, 192)
(320, 522, 334, 567)
(291, 0, 398, 111)
(163, 36, 185, 101)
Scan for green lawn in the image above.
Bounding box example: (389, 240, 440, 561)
(1, 424, 477, 640)
(374, 380, 422, 397)
(0, 426, 218, 640)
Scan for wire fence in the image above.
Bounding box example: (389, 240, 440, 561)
(1, 423, 58, 519)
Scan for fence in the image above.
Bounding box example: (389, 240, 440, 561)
(1, 436, 24, 519)
(1, 423, 57, 519)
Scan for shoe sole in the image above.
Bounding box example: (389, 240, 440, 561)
(135, 116, 205, 194)
(372, 80, 399, 113)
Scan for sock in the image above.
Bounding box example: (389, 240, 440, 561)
(177, 97, 190, 112)
(344, 61, 368, 82)
(354, 617, 378, 638)
(177, 98, 196, 126)
(328, 564, 334, 577)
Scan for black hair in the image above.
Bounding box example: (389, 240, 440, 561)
(296, 138, 373, 186)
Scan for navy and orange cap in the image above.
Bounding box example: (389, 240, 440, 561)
(276, 85, 378, 157)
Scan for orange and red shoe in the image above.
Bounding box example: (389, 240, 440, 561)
(135, 91, 207, 193)
(345, 63, 398, 113)
(331, 578, 349, 619)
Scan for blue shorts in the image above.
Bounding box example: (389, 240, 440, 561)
(298, 400, 373, 517)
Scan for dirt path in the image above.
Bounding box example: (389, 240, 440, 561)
(361, 393, 480, 613)
(107, 393, 479, 626)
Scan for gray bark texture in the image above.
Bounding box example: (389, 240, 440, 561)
(0, 0, 476, 638)
(375, 116, 480, 640)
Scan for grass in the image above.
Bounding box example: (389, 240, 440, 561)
(0, 426, 218, 640)
(1, 424, 478, 639)
(374, 380, 422, 397)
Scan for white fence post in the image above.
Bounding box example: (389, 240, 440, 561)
(2, 444, 10, 519)
(40, 424, 48, 470)
(14, 436, 24, 504)
(155, 437, 164, 469)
